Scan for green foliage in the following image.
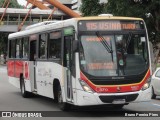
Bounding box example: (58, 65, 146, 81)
(0, 0, 22, 8)
(80, 0, 104, 16)
(0, 33, 8, 55)
(105, 0, 146, 17)
(105, 0, 160, 44)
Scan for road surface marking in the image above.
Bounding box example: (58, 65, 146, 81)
(152, 103, 160, 108)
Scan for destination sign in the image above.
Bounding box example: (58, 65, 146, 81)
(78, 20, 144, 31)
(83, 36, 111, 42)
(88, 62, 114, 70)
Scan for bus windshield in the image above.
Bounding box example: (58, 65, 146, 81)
(79, 33, 149, 77)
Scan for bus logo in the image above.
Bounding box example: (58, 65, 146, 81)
(117, 86, 121, 92)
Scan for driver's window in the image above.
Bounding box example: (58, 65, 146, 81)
(155, 69, 160, 78)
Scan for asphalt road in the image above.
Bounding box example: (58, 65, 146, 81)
(0, 66, 160, 120)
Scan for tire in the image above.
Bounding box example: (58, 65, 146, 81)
(58, 86, 71, 111)
(112, 104, 125, 109)
(20, 76, 31, 98)
(53, 82, 59, 103)
(151, 87, 156, 99)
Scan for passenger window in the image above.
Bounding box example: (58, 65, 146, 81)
(39, 34, 47, 59)
(9, 40, 16, 58)
(22, 38, 29, 59)
(48, 31, 61, 59)
(16, 39, 22, 58)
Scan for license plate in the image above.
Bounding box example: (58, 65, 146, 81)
(112, 99, 126, 104)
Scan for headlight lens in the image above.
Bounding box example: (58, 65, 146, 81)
(79, 79, 94, 93)
(141, 77, 151, 91)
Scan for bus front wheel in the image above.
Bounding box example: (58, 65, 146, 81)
(112, 104, 125, 109)
(151, 87, 156, 99)
(58, 86, 71, 111)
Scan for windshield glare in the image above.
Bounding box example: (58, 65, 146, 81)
(79, 33, 148, 77)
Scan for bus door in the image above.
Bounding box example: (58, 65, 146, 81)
(64, 36, 73, 102)
(29, 35, 38, 92)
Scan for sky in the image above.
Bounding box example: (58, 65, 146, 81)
(17, 0, 27, 6)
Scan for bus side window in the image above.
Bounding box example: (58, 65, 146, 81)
(22, 38, 29, 59)
(48, 31, 61, 59)
(16, 39, 22, 58)
(39, 34, 47, 59)
(9, 40, 16, 58)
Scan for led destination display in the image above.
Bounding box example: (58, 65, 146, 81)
(78, 20, 144, 31)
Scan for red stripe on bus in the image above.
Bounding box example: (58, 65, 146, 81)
(7, 60, 30, 80)
(15, 61, 23, 78)
(7, 60, 14, 77)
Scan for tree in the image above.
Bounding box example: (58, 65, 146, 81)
(147, 0, 160, 44)
(80, 0, 104, 16)
(105, 0, 160, 43)
(0, 33, 8, 54)
(0, 0, 22, 8)
(0, 0, 22, 59)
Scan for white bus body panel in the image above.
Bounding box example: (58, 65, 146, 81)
(24, 79, 32, 92)
(8, 77, 20, 89)
(35, 62, 65, 99)
(75, 87, 151, 106)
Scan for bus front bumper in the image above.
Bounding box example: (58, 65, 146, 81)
(75, 87, 151, 106)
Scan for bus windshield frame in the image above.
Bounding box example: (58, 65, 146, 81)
(78, 20, 149, 79)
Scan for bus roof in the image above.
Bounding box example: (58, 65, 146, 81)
(75, 16, 143, 21)
(8, 16, 144, 39)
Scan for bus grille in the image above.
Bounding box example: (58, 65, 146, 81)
(99, 94, 139, 103)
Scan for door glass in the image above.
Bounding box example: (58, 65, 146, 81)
(64, 36, 73, 100)
(30, 41, 37, 61)
(29, 34, 38, 61)
(64, 36, 72, 68)
(48, 31, 61, 59)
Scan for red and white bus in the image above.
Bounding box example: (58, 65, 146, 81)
(7, 16, 152, 110)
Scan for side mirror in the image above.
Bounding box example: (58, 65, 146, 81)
(73, 40, 79, 52)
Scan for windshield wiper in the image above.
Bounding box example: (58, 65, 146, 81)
(96, 32, 113, 62)
(125, 32, 132, 53)
(96, 32, 113, 53)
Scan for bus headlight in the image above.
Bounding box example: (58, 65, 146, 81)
(79, 80, 94, 93)
(141, 77, 151, 91)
